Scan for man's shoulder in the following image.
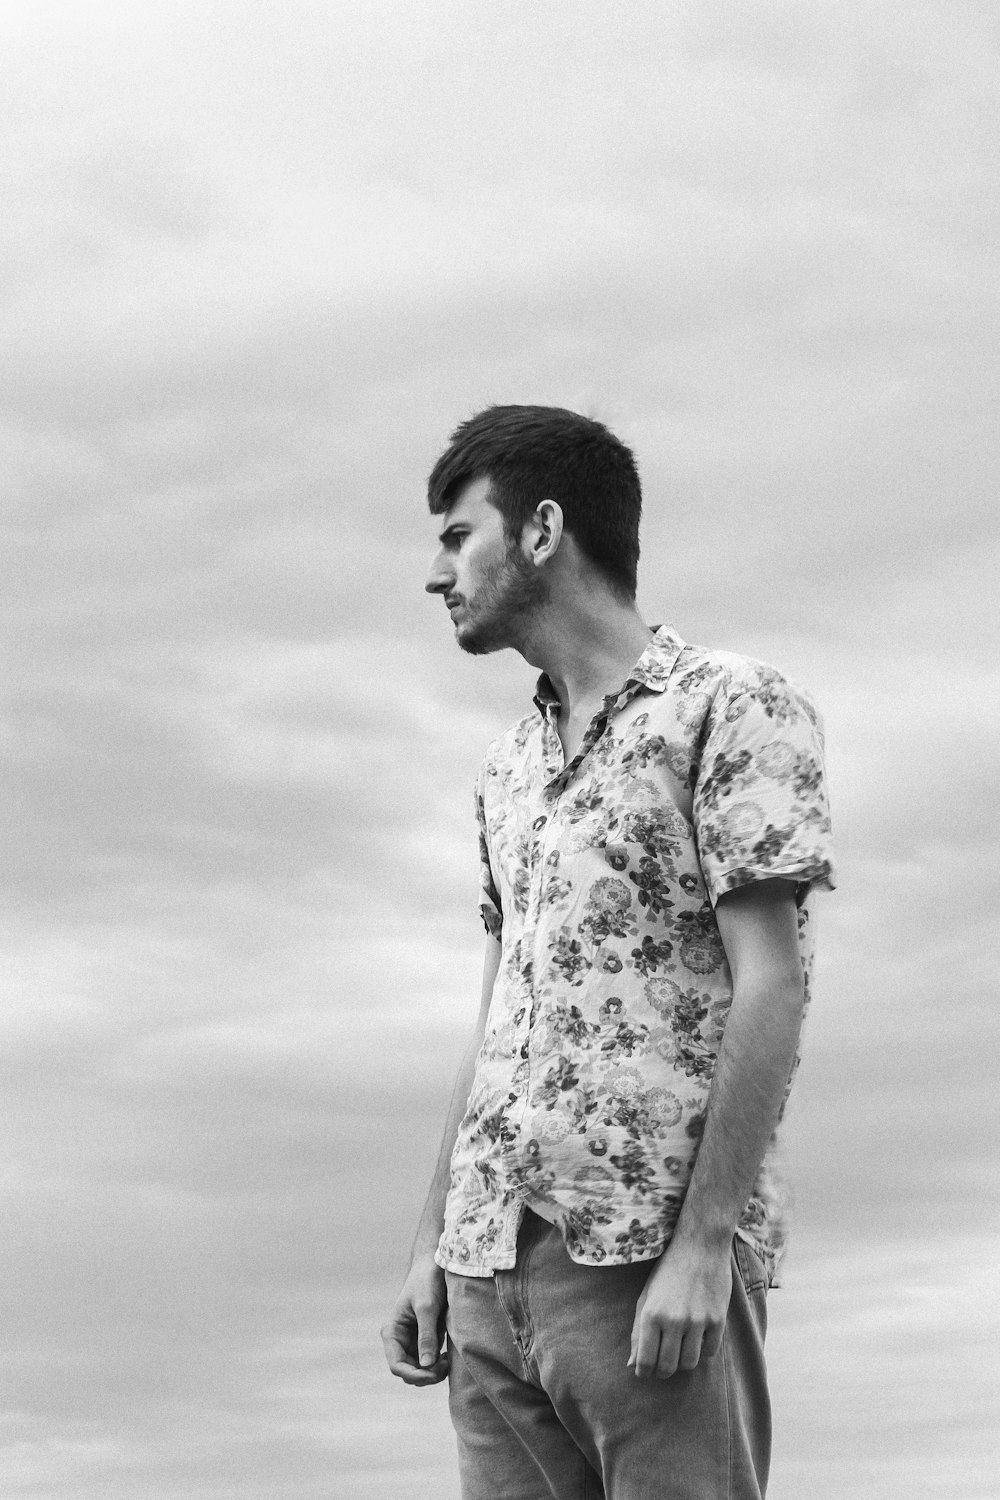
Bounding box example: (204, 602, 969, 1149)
(672, 640, 819, 719)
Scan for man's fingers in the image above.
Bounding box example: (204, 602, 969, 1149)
(672, 1326, 705, 1375)
(380, 1321, 415, 1372)
(390, 1355, 448, 1385)
(632, 1329, 660, 1379)
(702, 1322, 725, 1362)
(632, 1318, 670, 1380)
(651, 1326, 682, 1379)
(381, 1310, 431, 1379)
(626, 1294, 644, 1369)
(382, 1327, 449, 1386)
(632, 1319, 721, 1379)
(380, 1319, 405, 1361)
(415, 1298, 445, 1368)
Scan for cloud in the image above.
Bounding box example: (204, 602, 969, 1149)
(0, 1, 997, 1494)
(767, 1231, 1000, 1500)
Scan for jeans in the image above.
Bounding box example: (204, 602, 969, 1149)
(445, 1210, 770, 1500)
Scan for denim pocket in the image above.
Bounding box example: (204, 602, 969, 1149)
(734, 1235, 768, 1294)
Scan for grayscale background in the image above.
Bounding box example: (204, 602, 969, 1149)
(2, 2, 997, 1496)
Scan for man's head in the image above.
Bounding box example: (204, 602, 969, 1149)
(427, 404, 642, 601)
(424, 475, 549, 655)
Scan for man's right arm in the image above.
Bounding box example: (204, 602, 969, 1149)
(381, 933, 501, 1387)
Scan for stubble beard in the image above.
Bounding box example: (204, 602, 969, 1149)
(456, 546, 549, 656)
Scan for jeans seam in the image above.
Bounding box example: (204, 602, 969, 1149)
(582, 1447, 599, 1500)
(723, 1316, 734, 1500)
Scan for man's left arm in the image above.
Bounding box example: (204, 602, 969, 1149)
(629, 877, 805, 1380)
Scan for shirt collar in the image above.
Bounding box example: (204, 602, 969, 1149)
(532, 624, 687, 715)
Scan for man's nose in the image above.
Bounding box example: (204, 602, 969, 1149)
(425, 553, 452, 594)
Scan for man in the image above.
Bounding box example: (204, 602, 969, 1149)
(382, 405, 835, 1499)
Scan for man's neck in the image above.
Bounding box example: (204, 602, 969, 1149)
(523, 598, 655, 721)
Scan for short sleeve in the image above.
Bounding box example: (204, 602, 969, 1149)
(475, 763, 503, 939)
(693, 660, 836, 907)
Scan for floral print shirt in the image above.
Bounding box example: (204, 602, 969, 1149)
(435, 626, 835, 1284)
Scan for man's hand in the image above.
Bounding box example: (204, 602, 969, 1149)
(628, 1236, 733, 1380)
(381, 1254, 450, 1387)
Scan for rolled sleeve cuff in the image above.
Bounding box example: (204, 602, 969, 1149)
(704, 849, 837, 907)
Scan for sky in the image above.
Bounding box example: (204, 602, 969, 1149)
(2, 1, 998, 1495)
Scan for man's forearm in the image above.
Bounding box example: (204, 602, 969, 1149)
(410, 933, 502, 1262)
(671, 968, 804, 1253)
(629, 883, 805, 1379)
(383, 935, 501, 1386)
(411, 1026, 486, 1259)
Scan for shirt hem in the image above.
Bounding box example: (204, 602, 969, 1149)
(436, 1249, 514, 1278)
(437, 1242, 672, 1274)
(439, 1220, 777, 1277)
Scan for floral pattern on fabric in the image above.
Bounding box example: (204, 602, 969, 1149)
(437, 626, 835, 1284)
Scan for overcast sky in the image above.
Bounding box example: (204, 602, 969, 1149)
(2, 2, 998, 1497)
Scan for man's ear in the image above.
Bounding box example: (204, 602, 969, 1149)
(522, 500, 564, 569)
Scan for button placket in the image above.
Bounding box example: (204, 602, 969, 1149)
(520, 805, 548, 1068)
(529, 798, 559, 1018)
(509, 695, 619, 1140)
(506, 741, 559, 1140)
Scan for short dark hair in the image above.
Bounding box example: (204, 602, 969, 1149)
(427, 405, 642, 599)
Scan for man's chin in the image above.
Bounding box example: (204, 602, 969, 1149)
(455, 621, 507, 656)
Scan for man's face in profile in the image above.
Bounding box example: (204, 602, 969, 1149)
(425, 476, 546, 655)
